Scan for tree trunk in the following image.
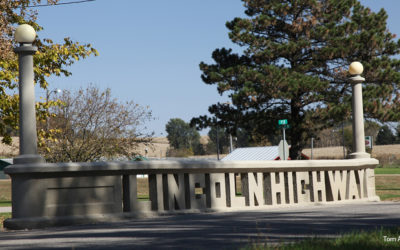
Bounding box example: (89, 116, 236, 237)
(289, 100, 304, 160)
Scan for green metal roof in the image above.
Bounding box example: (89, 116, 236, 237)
(131, 156, 149, 161)
(0, 158, 12, 170)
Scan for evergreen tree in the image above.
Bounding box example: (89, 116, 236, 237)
(235, 128, 251, 148)
(395, 124, 400, 143)
(207, 127, 230, 154)
(191, 0, 400, 159)
(376, 125, 395, 145)
(166, 118, 203, 155)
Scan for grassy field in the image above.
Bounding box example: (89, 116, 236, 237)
(375, 175, 400, 201)
(244, 227, 400, 250)
(0, 180, 10, 207)
(302, 144, 400, 164)
(375, 168, 400, 175)
(137, 177, 149, 198)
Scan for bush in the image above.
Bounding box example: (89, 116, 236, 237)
(41, 85, 154, 162)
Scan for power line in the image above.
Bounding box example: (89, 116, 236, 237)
(25, 0, 96, 8)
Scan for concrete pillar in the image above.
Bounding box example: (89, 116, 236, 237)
(13, 25, 44, 164)
(348, 62, 370, 159)
(14, 43, 44, 164)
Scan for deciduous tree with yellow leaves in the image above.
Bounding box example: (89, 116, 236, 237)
(0, 0, 98, 147)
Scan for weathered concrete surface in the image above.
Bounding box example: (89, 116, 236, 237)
(1, 202, 400, 249)
(5, 159, 380, 230)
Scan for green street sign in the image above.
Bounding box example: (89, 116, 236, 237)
(278, 119, 288, 125)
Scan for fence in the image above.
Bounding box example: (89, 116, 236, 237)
(302, 124, 349, 159)
(301, 121, 386, 160)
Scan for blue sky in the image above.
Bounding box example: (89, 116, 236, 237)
(33, 0, 400, 136)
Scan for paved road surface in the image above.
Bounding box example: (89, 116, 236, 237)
(1, 202, 400, 249)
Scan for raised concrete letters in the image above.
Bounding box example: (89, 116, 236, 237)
(189, 174, 206, 209)
(226, 173, 246, 208)
(296, 171, 310, 204)
(4, 159, 380, 229)
(208, 173, 227, 209)
(246, 172, 264, 207)
(271, 172, 285, 205)
(326, 170, 347, 201)
(284, 172, 295, 204)
(166, 174, 185, 210)
(346, 170, 359, 200)
(310, 171, 326, 202)
(149, 174, 164, 211)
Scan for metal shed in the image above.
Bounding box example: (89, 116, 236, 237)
(221, 146, 309, 161)
(221, 146, 281, 161)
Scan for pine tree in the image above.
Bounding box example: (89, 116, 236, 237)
(396, 124, 400, 143)
(207, 127, 230, 154)
(376, 125, 395, 145)
(191, 0, 400, 159)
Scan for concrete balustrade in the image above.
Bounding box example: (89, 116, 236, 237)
(4, 158, 379, 229)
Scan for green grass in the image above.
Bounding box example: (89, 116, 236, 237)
(379, 193, 400, 200)
(375, 168, 400, 175)
(375, 175, 400, 200)
(0, 201, 11, 207)
(244, 227, 400, 249)
(137, 195, 149, 201)
(0, 180, 11, 207)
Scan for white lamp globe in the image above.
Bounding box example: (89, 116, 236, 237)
(349, 61, 364, 75)
(15, 24, 36, 43)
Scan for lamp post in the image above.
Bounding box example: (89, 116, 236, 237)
(348, 61, 370, 159)
(46, 88, 61, 131)
(13, 24, 44, 164)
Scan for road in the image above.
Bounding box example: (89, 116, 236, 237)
(0, 202, 399, 249)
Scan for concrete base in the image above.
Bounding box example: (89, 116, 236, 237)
(368, 195, 381, 202)
(348, 152, 371, 159)
(10, 175, 122, 220)
(4, 198, 382, 230)
(13, 154, 45, 164)
(4, 214, 129, 230)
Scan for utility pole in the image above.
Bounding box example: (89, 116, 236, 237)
(311, 137, 314, 160)
(229, 134, 233, 153)
(216, 126, 220, 160)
